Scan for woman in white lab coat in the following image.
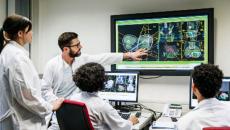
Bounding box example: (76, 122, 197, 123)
(71, 62, 139, 130)
(0, 55, 14, 130)
(0, 15, 64, 130)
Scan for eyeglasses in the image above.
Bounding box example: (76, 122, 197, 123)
(66, 42, 81, 48)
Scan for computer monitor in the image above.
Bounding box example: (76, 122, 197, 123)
(111, 8, 214, 76)
(98, 71, 139, 102)
(189, 77, 230, 109)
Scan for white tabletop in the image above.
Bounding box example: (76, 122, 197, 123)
(132, 111, 154, 130)
(149, 116, 177, 130)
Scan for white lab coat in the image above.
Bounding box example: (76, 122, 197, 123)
(70, 91, 132, 130)
(0, 55, 14, 130)
(41, 53, 123, 130)
(177, 98, 230, 130)
(0, 41, 52, 130)
(42, 53, 123, 102)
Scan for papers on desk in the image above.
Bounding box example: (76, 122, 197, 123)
(151, 121, 176, 129)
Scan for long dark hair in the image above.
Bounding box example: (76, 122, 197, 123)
(0, 28, 3, 53)
(0, 15, 32, 53)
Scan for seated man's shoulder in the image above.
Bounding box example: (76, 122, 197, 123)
(90, 98, 117, 115)
(45, 55, 60, 67)
(177, 110, 203, 130)
(93, 97, 112, 109)
(179, 110, 197, 122)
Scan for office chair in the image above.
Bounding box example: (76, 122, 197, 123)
(203, 127, 230, 130)
(56, 99, 94, 130)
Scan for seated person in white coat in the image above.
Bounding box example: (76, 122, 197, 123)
(70, 62, 139, 130)
(177, 64, 230, 130)
(41, 32, 147, 129)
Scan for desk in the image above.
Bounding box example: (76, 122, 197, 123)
(149, 117, 177, 130)
(132, 111, 154, 130)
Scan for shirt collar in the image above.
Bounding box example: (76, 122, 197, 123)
(59, 54, 75, 69)
(58, 54, 70, 69)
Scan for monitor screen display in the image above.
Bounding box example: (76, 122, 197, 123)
(189, 77, 230, 109)
(98, 72, 139, 102)
(111, 8, 214, 75)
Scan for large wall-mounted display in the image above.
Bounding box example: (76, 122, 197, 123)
(111, 8, 214, 75)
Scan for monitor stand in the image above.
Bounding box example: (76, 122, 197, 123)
(114, 101, 130, 112)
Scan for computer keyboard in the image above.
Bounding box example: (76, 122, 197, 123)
(118, 111, 142, 120)
(118, 112, 131, 120)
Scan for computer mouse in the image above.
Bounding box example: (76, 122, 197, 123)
(135, 111, 141, 118)
(171, 117, 178, 122)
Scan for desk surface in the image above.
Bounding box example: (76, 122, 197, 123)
(149, 116, 177, 130)
(132, 111, 154, 130)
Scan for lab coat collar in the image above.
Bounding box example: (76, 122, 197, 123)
(81, 91, 99, 97)
(194, 98, 218, 110)
(11, 41, 29, 57)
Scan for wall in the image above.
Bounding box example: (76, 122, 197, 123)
(32, 0, 230, 112)
(0, 0, 6, 24)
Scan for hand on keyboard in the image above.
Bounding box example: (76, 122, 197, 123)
(129, 115, 139, 125)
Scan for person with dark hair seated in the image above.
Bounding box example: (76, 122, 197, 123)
(70, 62, 139, 130)
(177, 64, 230, 130)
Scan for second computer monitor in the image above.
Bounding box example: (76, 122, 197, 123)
(98, 71, 139, 102)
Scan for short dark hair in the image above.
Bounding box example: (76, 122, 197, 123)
(58, 32, 78, 51)
(0, 15, 32, 53)
(192, 64, 223, 98)
(73, 62, 106, 93)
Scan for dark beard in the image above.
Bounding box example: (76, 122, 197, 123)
(69, 49, 81, 58)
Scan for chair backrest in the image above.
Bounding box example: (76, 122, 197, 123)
(203, 127, 230, 130)
(56, 99, 94, 130)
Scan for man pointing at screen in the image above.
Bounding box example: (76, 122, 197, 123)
(41, 32, 147, 130)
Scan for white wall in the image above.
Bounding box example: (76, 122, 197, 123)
(0, 0, 6, 24)
(32, 0, 230, 112)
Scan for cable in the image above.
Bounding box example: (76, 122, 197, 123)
(111, 101, 162, 120)
(138, 103, 162, 120)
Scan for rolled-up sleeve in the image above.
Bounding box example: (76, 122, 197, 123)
(74, 53, 123, 67)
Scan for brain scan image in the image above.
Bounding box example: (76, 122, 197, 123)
(127, 83, 134, 92)
(117, 85, 125, 92)
(116, 75, 125, 85)
(122, 34, 138, 51)
(126, 76, 135, 92)
(184, 41, 202, 59)
(105, 80, 114, 89)
(217, 92, 229, 101)
(118, 20, 205, 62)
